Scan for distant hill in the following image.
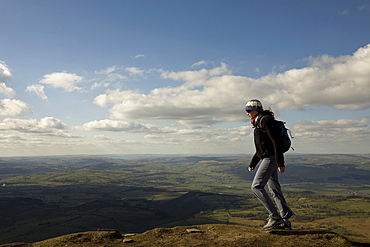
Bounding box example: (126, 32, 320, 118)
(0, 192, 241, 244)
(1, 224, 369, 247)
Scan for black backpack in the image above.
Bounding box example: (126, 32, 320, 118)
(256, 115, 294, 153)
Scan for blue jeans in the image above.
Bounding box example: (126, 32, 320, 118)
(251, 156, 294, 220)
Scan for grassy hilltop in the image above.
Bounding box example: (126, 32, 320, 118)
(0, 154, 370, 245)
(1, 225, 368, 247)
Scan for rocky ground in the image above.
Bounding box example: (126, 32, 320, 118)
(1, 224, 369, 247)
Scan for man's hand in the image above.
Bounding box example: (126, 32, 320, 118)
(278, 167, 285, 173)
(248, 167, 254, 171)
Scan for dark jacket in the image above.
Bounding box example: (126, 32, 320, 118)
(249, 113, 285, 168)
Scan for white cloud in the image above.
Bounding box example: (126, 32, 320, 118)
(26, 84, 48, 101)
(339, 9, 351, 16)
(293, 118, 369, 132)
(0, 61, 12, 81)
(103, 74, 127, 83)
(0, 62, 16, 97)
(93, 93, 110, 107)
(0, 83, 16, 98)
(291, 118, 370, 149)
(358, 6, 366, 11)
(160, 62, 231, 87)
(265, 44, 370, 110)
(95, 66, 119, 75)
(94, 87, 239, 126)
(191, 60, 207, 68)
(38, 117, 68, 129)
(93, 134, 112, 140)
(0, 117, 66, 132)
(0, 134, 26, 142)
(228, 125, 253, 137)
(125, 67, 144, 76)
(307, 54, 350, 67)
(91, 44, 370, 127)
(254, 67, 262, 74)
(0, 117, 80, 137)
(0, 99, 30, 116)
(93, 64, 258, 126)
(39, 72, 83, 92)
(132, 54, 145, 59)
(144, 134, 165, 139)
(93, 66, 127, 88)
(90, 82, 111, 90)
(75, 119, 176, 133)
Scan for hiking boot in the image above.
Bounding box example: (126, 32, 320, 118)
(275, 221, 292, 230)
(263, 216, 284, 231)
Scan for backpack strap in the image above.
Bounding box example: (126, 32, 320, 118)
(254, 115, 268, 130)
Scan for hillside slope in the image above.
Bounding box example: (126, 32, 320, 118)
(1, 224, 369, 247)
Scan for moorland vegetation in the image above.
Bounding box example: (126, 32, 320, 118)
(0, 154, 369, 245)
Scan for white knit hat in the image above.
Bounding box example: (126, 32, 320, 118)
(245, 99, 263, 111)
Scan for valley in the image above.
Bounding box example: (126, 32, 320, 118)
(0, 154, 369, 244)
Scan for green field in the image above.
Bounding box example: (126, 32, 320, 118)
(0, 154, 370, 244)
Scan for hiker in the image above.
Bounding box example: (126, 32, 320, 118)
(245, 99, 294, 231)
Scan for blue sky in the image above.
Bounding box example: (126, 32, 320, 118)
(1, 0, 370, 156)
